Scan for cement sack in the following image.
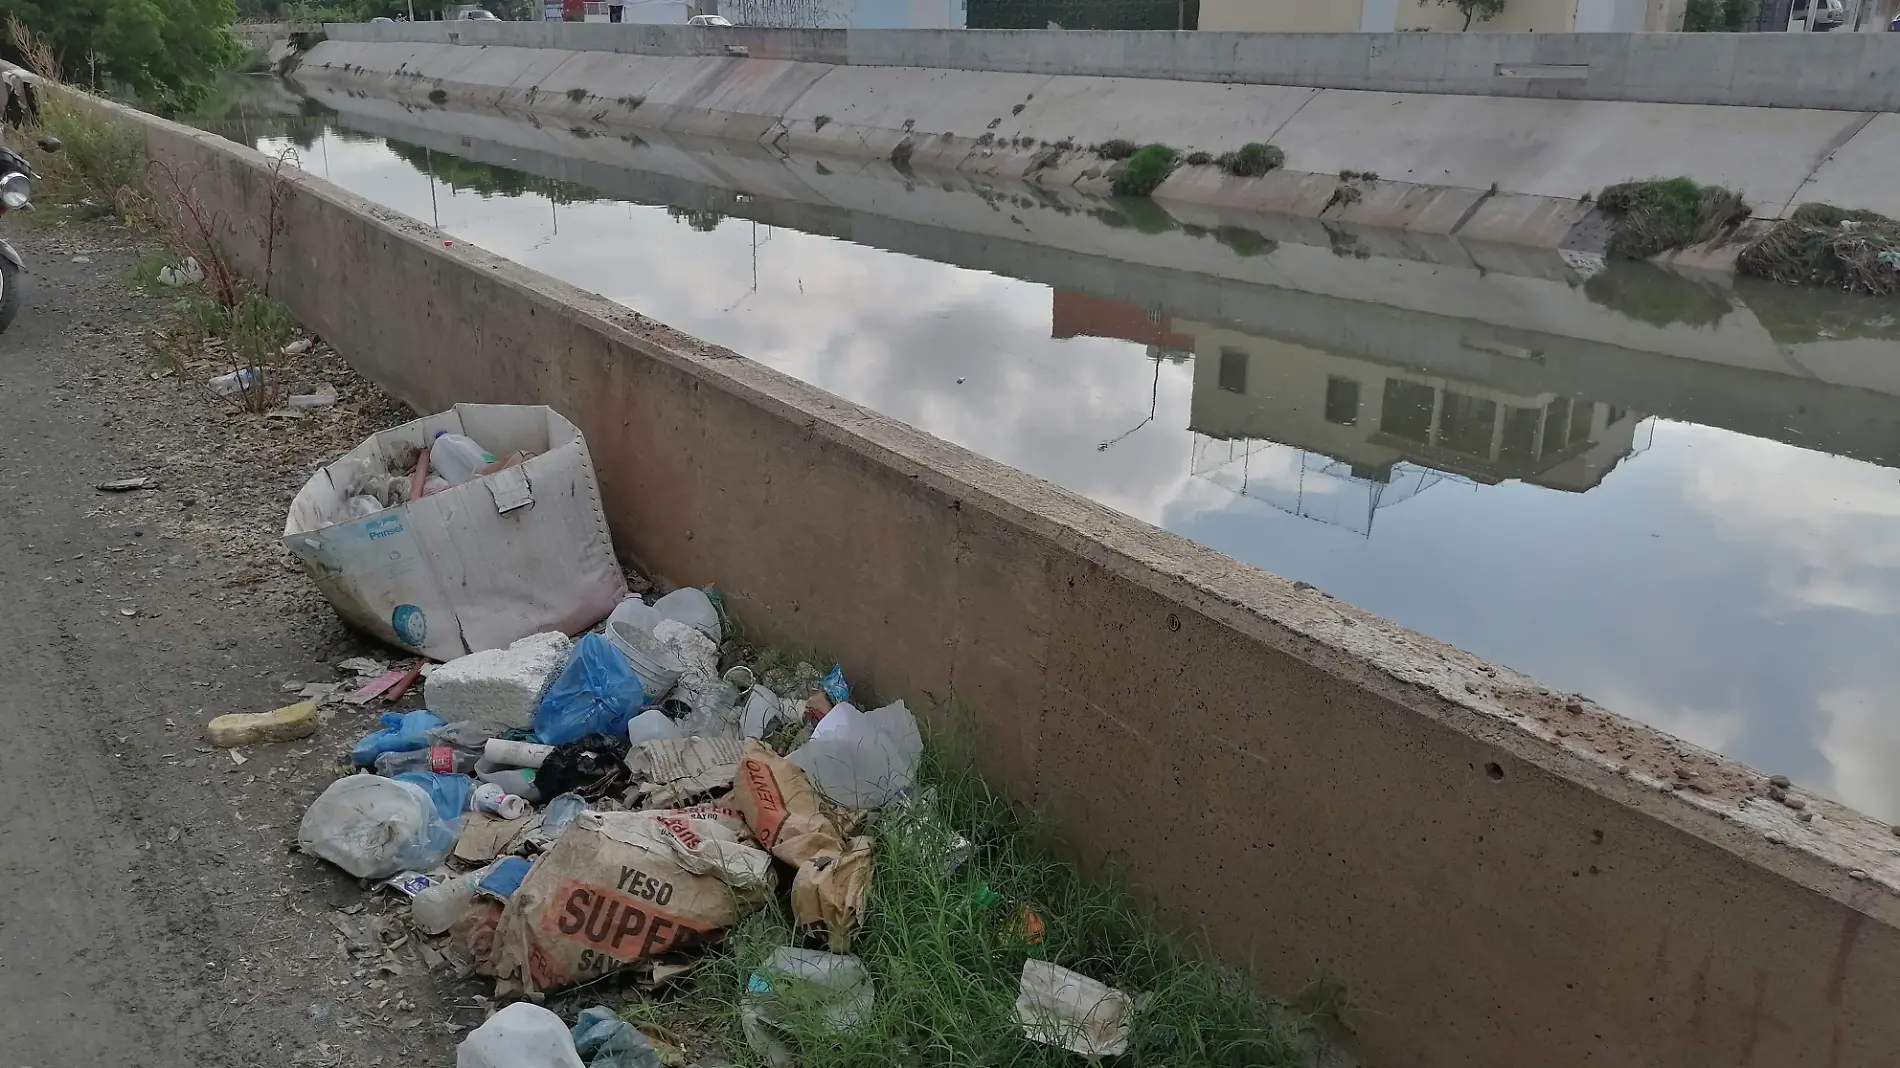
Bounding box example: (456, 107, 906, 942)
(284, 404, 626, 661)
(426, 631, 574, 731)
(491, 808, 775, 996)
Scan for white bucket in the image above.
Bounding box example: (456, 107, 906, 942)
(606, 620, 684, 701)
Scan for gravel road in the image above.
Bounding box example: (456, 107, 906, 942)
(0, 214, 475, 1067)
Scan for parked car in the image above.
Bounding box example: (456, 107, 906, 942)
(458, 8, 502, 19)
(370, 15, 395, 22)
(687, 14, 732, 25)
(1791, 0, 1845, 30)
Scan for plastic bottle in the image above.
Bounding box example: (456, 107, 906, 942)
(428, 721, 495, 749)
(470, 782, 529, 819)
(412, 864, 495, 935)
(627, 707, 683, 746)
(374, 743, 484, 777)
(430, 431, 497, 487)
(653, 587, 721, 641)
(606, 595, 665, 637)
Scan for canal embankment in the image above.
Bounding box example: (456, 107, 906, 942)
(298, 24, 1900, 267)
(58, 68, 1900, 1068)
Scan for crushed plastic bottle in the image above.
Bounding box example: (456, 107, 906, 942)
(374, 743, 484, 777)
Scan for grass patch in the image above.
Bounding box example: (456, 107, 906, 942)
(1738, 202, 1900, 295)
(566, 87, 589, 102)
(1214, 224, 1277, 258)
(655, 733, 1325, 1068)
(1111, 144, 1178, 198)
(1595, 177, 1749, 260)
(1183, 150, 1213, 167)
(1217, 143, 1284, 178)
(1095, 138, 1138, 161)
(24, 91, 143, 217)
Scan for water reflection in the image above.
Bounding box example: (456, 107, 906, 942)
(192, 89, 1900, 822)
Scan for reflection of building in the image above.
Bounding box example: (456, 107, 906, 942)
(1051, 289, 1193, 357)
(1184, 323, 1649, 534)
(721, 0, 967, 27)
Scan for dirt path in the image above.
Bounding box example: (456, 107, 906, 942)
(0, 213, 477, 1067)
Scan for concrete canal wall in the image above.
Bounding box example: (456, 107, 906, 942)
(90, 91, 1900, 1068)
(299, 25, 1900, 250)
(301, 85, 1900, 472)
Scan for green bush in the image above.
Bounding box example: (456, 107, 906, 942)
(1595, 177, 1750, 260)
(1218, 142, 1284, 178)
(1112, 144, 1177, 198)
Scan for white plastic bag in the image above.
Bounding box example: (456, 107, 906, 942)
(789, 699, 923, 809)
(457, 1002, 585, 1068)
(297, 774, 459, 879)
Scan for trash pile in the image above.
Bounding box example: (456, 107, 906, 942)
(1738, 202, 1900, 295)
(259, 405, 1312, 1068)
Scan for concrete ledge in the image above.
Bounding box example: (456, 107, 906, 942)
(297, 37, 1900, 251)
(325, 23, 1900, 113)
(92, 83, 1900, 1067)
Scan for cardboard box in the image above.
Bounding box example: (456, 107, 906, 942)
(284, 404, 626, 660)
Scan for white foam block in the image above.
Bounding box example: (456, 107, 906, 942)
(425, 631, 574, 731)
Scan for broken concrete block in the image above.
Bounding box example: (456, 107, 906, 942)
(206, 700, 319, 747)
(424, 631, 573, 732)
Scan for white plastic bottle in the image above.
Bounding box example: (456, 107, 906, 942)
(411, 865, 493, 935)
(430, 431, 496, 487)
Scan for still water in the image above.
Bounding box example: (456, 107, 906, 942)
(199, 79, 1900, 821)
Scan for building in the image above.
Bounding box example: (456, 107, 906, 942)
(1199, 0, 1687, 33)
(580, 0, 699, 22)
(720, 0, 967, 28)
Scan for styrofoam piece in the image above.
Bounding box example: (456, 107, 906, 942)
(425, 631, 574, 732)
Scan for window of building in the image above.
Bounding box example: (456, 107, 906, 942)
(1324, 376, 1361, 426)
(1218, 347, 1248, 394)
(1380, 378, 1435, 444)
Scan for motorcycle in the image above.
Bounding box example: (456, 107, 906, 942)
(0, 135, 61, 336)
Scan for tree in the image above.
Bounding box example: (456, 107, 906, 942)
(1, 0, 241, 113)
(1682, 0, 1758, 30)
(1418, 0, 1505, 30)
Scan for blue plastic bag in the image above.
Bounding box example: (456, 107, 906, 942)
(571, 1006, 662, 1068)
(393, 771, 473, 822)
(822, 664, 851, 705)
(533, 633, 647, 746)
(477, 856, 534, 900)
(351, 709, 446, 768)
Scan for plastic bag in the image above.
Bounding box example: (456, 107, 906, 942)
(352, 709, 447, 768)
(534, 633, 648, 746)
(394, 770, 474, 821)
(457, 1002, 584, 1068)
(572, 1006, 663, 1068)
(298, 774, 461, 879)
(788, 700, 923, 809)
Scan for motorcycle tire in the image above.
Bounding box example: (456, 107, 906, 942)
(0, 257, 19, 336)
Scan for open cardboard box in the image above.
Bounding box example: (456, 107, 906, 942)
(284, 404, 627, 660)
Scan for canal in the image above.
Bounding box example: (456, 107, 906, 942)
(199, 75, 1900, 822)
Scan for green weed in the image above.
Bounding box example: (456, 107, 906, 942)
(1596, 177, 1749, 260)
(1112, 145, 1178, 198)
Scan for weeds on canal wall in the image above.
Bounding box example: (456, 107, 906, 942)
(1219, 143, 1285, 178)
(1112, 144, 1178, 197)
(1595, 177, 1749, 260)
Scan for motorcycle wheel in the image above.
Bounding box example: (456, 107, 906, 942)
(0, 257, 19, 335)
